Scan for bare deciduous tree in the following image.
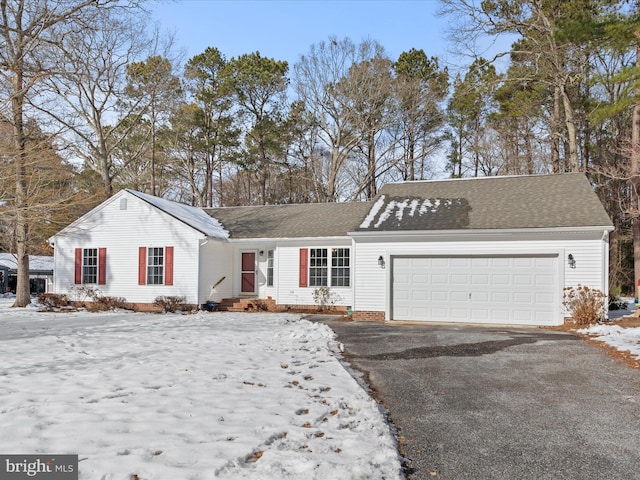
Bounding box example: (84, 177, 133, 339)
(0, 0, 132, 307)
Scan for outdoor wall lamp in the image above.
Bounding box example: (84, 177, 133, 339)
(568, 254, 576, 269)
(378, 255, 385, 268)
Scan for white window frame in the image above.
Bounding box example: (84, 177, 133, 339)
(82, 248, 98, 284)
(147, 247, 165, 285)
(309, 247, 350, 288)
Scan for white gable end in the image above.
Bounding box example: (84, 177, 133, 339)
(51, 190, 216, 304)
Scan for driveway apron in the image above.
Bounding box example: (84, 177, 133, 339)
(323, 320, 640, 480)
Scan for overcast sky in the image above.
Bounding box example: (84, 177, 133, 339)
(150, 0, 467, 71)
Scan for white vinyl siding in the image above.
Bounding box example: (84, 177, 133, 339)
(353, 232, 608, 326)
(269, 241, 354, 307)
(53, 191, 205, 304)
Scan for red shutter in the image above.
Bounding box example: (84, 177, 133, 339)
(299, 248, 308, 288)
(138, 247, 146, 285)
(74, 248, 82, 284)
(98, 248, 107, 285)
(165, 246, 174, 286)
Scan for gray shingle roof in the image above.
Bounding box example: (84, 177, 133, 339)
(357, 173, 613, 232)
(204, 202, 372, 239)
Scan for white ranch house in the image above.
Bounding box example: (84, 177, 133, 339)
(50, 173, 613, 326)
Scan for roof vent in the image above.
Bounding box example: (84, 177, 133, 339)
(120, 198, 127, 210)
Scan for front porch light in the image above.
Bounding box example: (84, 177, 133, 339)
(378, 255, 385, 268)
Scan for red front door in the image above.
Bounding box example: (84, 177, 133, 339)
(241, 252, 256, 293)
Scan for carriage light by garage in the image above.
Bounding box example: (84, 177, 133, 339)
(568, 254, 576, 269)
(378, 256, 385, 268)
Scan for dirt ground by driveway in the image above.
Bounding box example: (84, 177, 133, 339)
(322, 319, 640, 480)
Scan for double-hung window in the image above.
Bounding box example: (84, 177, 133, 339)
(82, 248, 98, 284)
(138, 246, 174, 286)
(301, 248, 350, 288)
(267, 250, 274, 287)
(331, 248, 350, 287)
(309, 248, 328, 287)
(74, 247, 106, 285)
(147, 247, 164, 285)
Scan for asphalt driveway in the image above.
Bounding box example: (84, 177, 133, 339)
(322, 319, 640, 480)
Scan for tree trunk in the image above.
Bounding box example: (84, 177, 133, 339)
(474, 116, 480, 177)
(632, 30, 640, 289)
(408, 118, 415, 181)
(367, 130, 376, 199)
(12, 61, 30, 307)
(561, 85, 580, 172)
(551, 86, 561, 173)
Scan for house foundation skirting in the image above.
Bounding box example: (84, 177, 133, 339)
(351, 310, 385, 322)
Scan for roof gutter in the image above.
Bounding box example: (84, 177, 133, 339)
(226, 235, 353, 243)
(348, 225, 614, 238)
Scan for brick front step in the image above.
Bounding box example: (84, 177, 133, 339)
(217, 297, 277, 312)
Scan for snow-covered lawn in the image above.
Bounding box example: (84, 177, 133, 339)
(0, 297, 402, 480)
(578, 299, 640, 361)
(578, 323, 640, 361)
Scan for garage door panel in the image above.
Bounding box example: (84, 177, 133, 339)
(472, 292, 490, 302)
(471, 309, 490, 320)
(492, 274, 511, 285)
(536, 257, 555, 268)
(471, 257, 489, 267)
(432, 273, 448, 284)
(492, 292, 510, 303)
(451, 291, 469, 302)
(431, 291, 449, 302)
(451, 258, 470, 267)
(451, 309, 469, 320)
(513, 292, 533, 304)
(535, 292, 554, 303)
(492, 257, 511, 267)
(536, 274, 554, 285)
(392, 255, 558, 325)
(412, 290, 427, 301)
(514, 257, 534, 268)
(514, 275, 533, 285)
(451, 274, 468, 284)
(472, 274, 489, 285)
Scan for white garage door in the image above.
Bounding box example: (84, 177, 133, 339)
(391, 255, 559, 325)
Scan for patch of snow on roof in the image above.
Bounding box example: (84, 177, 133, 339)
(374, 200, 397, 228)
(394, 199, 410, 222)
(0, 254, 53, 271)
(408, 199, 420, 217)
(129, 190, 229, 239)
(359, 195, 386, 229)
(419, 198, 441, 215)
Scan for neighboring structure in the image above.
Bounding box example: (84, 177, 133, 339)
(49, 173, 614, 326)
(0, 254, 54, 294)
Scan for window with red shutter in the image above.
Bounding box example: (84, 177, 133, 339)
(299, 248, 308, 288)
(74, 248, 82, 284)
(165, 246, 174, 286)
(138, 247, 146, 285)
(98, 248, 107, 285)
